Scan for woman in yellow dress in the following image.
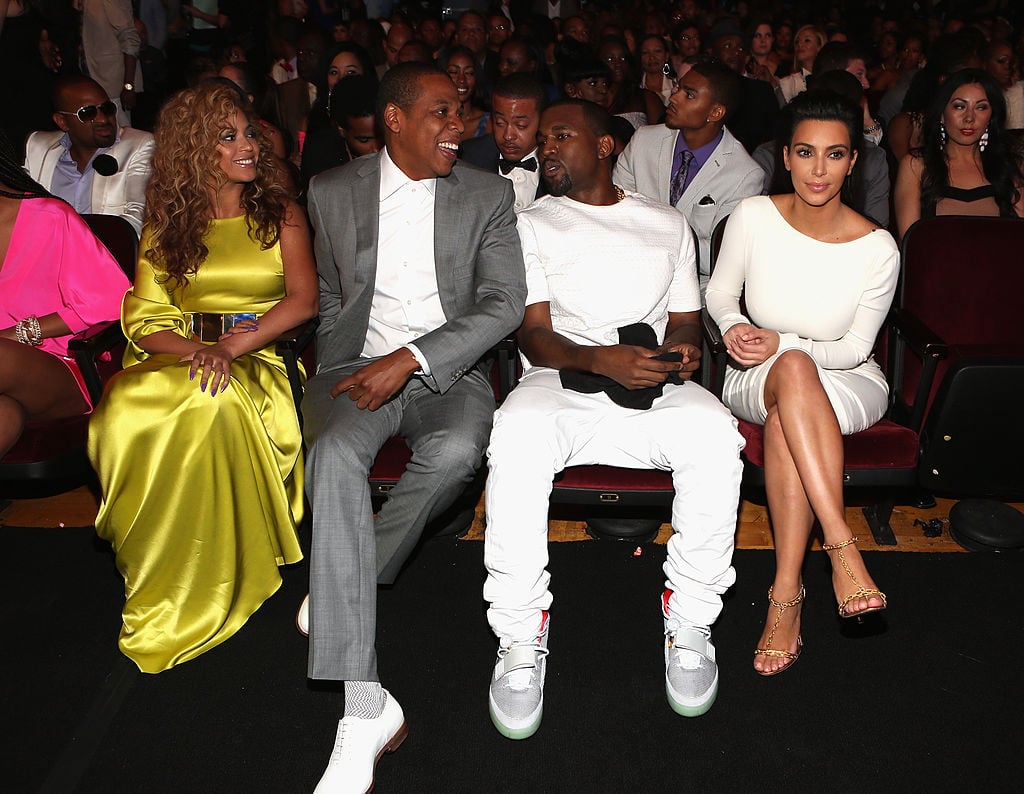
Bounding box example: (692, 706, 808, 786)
(89, 81, 318, 673)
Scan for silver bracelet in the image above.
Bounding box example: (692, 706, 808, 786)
(864, 122, 882, 134)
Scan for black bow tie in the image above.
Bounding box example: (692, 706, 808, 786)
(499, 157, 538, 174)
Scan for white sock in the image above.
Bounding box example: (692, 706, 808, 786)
(344, 680, 385, 719)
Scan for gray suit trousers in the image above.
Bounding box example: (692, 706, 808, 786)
(302, 360, 496, 682)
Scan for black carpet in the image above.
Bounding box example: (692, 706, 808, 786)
(4, 525, 1022, 793)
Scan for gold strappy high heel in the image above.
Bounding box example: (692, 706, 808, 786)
(822, 537, 887, 620)
(754, 585, 805, 677)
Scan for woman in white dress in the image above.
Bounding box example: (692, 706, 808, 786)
(706, 90, 900, 676)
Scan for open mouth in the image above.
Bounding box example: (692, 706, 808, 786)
(234, 157, 255, 167)
(438, 140, 459, 159)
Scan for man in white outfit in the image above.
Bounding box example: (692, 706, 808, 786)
(483, 99, 745, 740)
(24, 75, 154, 237)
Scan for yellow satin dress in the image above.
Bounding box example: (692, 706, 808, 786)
(89, 215, 304, 673)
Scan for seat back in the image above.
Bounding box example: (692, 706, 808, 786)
(900, 216, 1022, 346)
(81, 213, 138, 280)
(896, 216, 1024, 498)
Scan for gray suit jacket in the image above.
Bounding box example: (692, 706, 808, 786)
(614, 125, 765, 279)
(306, 152, 527, 394)
(24, 127, 154, 237)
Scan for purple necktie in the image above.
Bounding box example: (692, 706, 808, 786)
(669, 149, 694, 206)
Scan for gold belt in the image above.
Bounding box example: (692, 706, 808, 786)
(184, 312, 259, 342)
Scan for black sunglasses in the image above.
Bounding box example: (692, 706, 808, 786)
(58, 100, 117, 123)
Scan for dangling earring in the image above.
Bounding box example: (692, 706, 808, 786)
(979, 128, 989, 152)
(940, 121, 947, 146)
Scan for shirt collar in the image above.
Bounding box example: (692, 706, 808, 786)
(379, 147, 437, 200)
(674, 129, 722, 164)
(57, 130, 121, 169)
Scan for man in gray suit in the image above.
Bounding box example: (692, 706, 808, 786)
(302, 62, 526, 793)
(614, 61, 765, 294)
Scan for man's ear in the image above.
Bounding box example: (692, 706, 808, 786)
(708, 102, 726, 124)
(596, 133, 615, 160)
(382, 102, 402, 135)
(53, 112, 71, 133)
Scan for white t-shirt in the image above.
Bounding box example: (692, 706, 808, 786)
(516, 191, 699, 366)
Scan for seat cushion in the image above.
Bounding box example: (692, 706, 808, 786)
(554, 465, 674, 491)
(2, 416, 89, 465)
(737, 418, 918, 470)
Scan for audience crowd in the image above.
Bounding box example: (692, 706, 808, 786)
(3, 1, 1023, 791)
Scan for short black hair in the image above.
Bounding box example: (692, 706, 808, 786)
(689, 61, 742, 120)
(544, 97, 612, 139)
(376, 61, 448, 126)
(329, 73, 378, 125)
(492, 73, 547, 109)
(813, 41, 865, 74)
(51, 74, 105, 111)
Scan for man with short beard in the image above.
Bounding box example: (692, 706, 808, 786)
(24, 74, 154, 236)
(482, 98, 744, 741)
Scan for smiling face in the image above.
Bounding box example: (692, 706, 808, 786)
(942, 82, 993, 147)
(327, 52, 364, 91)
(385, 73, 464, 180)
(215, 111, 259, 185)
(491, 94, 541, 162)
(537, 104, 612, 198)
(445, 51, 477, 105)
(783, 119, 856, 208)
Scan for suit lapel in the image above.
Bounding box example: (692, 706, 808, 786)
(660, 129, 678, 204)
(352, 156, 381, 289)
(433, 169, 462, 320)
(682, 133, 727, 203)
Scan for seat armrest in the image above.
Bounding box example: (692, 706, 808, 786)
(275, 317, 319, 423)
(493, 334, 519, 400)
(886, 308, 950, 432)
(888, 308, 949, 361)
(274, 317, 319, 354)
(68, 321, 127, 405)
(700, 309, 728, 397)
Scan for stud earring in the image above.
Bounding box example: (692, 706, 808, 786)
(940, 120, 947, 146)
(979, 128, 989, 152)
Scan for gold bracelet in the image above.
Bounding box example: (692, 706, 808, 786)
(15, 315, 43, 346)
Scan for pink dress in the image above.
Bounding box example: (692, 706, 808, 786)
(0, 197, 130, 406)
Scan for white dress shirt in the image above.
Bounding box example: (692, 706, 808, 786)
(361, 148, 447, 373)
(499, 147, 541, 213)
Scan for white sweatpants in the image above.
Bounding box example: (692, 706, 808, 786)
(483, 368, 745, 643)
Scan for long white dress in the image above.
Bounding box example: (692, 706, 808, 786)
(705, 195, 900, 434)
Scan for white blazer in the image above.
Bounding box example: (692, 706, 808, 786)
(614, 125, 765, 281)
(24, 126, 155, 237)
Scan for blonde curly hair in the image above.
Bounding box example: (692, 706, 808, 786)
(144, 81, 289, 288)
